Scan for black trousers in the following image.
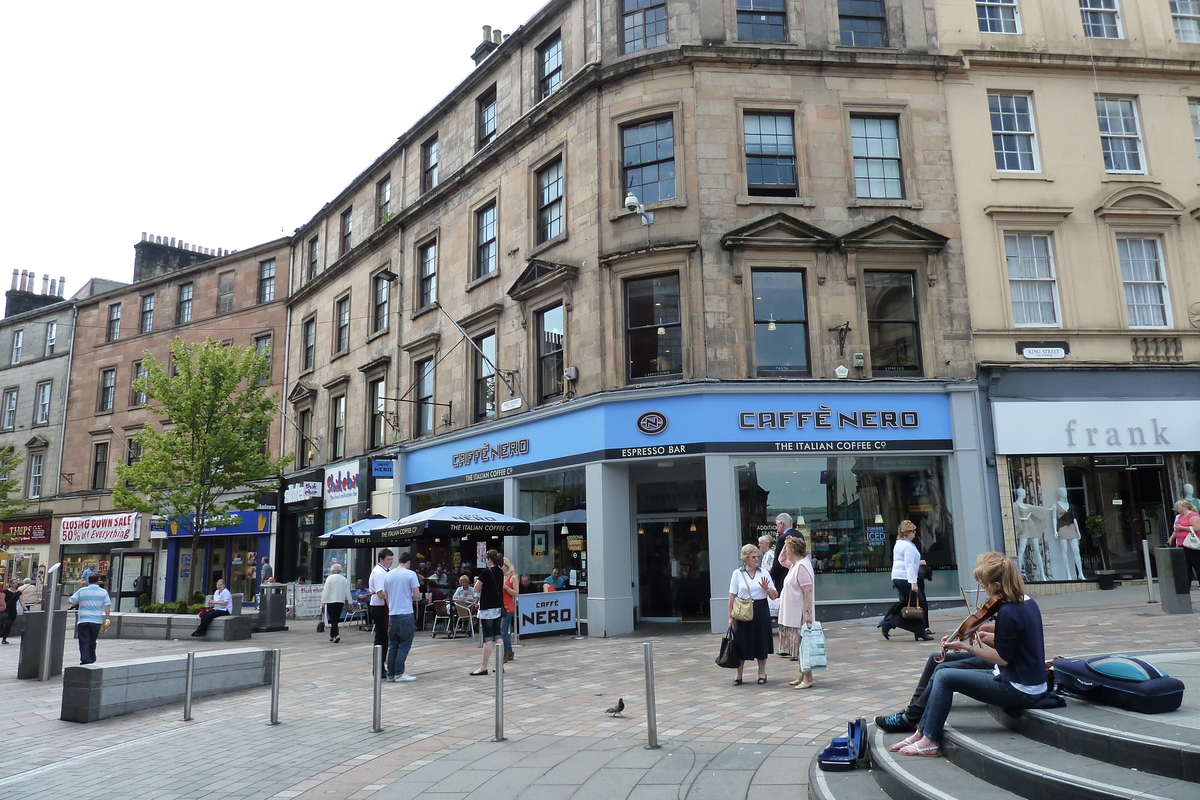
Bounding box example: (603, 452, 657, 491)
(370, 604, 389, 648)
(326, 602, 344, 638)
(0, 613, 15, 641)
(195, 609, 229, 635)
(77, 622, 101, 664)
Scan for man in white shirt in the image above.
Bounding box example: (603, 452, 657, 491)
(369, 549, 394, 650)
(68, 573, 111, 664)
(382, 551, 421, 682)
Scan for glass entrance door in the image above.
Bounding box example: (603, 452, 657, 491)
(635, 516, 709, 621)
(1095, 465, 1168, 576)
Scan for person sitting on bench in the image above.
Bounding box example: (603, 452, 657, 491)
(192, 579, 233, 637)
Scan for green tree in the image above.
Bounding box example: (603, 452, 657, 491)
(114, 337, 291, 597)
(0, 445, 27, 544)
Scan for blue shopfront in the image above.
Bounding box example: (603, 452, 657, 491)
(157, 511, 273, 603)
(398, 384, 990, 636)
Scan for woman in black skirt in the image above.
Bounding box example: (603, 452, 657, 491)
(728, 543, 779, 685)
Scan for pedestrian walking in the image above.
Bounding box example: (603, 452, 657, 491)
(369, 549, 393, 650)
(0, 580, 20, 644)
(382, 552, 420, 682)
(68, 573, 111, 665)
(501, 556, 518, 663)
(321, 563, 354, 643)
(879, 520, 933, 641)
(470, 550, 506, 676)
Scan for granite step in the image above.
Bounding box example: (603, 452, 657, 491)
(807, 756, 890, 800)
(987, 702, 1200, 782)
(943, 704, 1199, 800)
(868, 721, 1026, 800)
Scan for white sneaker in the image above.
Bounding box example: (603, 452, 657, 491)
(397, 673, 417, 682)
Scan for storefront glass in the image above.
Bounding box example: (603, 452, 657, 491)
(517, 469, 586, 586)
(736, 455, 955, 601)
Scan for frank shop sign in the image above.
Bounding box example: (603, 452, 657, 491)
(517, 590, 577, 636)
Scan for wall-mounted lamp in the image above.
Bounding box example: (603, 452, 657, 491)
(767, 314, 777, 332)
(656, 326, 666, 335)
(560, 524, 569, 537)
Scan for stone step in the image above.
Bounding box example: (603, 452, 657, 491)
(986, 703, 1200, 782)
(807, 755, 890, 800)
(943, 704, 1199, 800)
(868, 722, 1026, 800)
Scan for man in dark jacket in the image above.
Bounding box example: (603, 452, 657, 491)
(770, 513, 802, 591)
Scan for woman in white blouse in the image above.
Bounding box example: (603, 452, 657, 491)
(727, 544, 779, 685)
(878, 520, 932, 641)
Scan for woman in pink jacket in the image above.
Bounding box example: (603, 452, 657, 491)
(1169, 499, 1200, 589)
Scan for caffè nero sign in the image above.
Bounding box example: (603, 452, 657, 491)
(992, 400, 1200, 455)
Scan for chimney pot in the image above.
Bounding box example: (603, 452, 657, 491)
(10, 270, 17, 291)
(493, 29, 502, 43)
(503, 33, 510, 42)
(482, 25, 492, 42)
(59, 276, 66, 296)
(141, 232, 148, 242)
(170, 237, 176, 248)
(41, 274, 49, 295)
(49, 278, 57, 297)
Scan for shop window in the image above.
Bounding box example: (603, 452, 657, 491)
(1118, 237, 1169, 327)
(736, 456, 955, 590)
(536, 303, 565, 403)
(737, 0, 786, 41)
(745, 112, 798, 197)
(625, 274, 682, 381)
(1005, 233, 1060, 327)
(751, 269, 810, 377)
(864, 271, 921, 375)
(414, 358, 435, 436)
(474, 332, 497, 420)
(515, 469, 586, 599)
(622, 0, 667, 53)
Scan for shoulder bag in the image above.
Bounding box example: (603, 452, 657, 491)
(716, 626, 740, 669)
(732, 570, 754, 621)
(900, 591, 924, 621)
(1183, 528, 1200, 551)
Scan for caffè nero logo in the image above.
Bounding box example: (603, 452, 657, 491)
(636, 411, 668, 435)
(738, 405, 920, 430)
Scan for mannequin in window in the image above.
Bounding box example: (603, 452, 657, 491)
(1053, 488, 1085, 580)
(1184, 484, 1195, 503)
(1013, 487, 1051, 581)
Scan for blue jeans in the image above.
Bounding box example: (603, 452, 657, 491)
(501, 610, 514, 654)
(386, 613, 415, 678)
(918, 667, 1039, 741)
(77, 622, 101, 664)
(902, 651, 989, 721)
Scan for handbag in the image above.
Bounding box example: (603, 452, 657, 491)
(731, 571, 754, 622)
(715, 626, 740, 669)
(900, 591, 924, 621)
(800, 621, 827, 670)
(1183, 528, 1200, 551)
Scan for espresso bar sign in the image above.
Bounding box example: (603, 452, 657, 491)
(738, 405, 919, 430)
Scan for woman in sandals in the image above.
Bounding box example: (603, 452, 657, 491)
(778, 536, 816, 689)
(891, 551, 1046, 758)
(727, 543, 778, 685)
(470, 550, 506, 676)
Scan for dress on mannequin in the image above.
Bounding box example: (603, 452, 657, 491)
(1013, 488, 1051, 582)
(1054, 489, 1085, 581)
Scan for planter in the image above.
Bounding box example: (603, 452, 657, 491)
(1095, 570, 1118, 590)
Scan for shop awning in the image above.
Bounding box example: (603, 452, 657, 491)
(372, 506, 531, 546)
(314, 515, 405, 549)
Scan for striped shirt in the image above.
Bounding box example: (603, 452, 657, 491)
(69, 585, 111, 624)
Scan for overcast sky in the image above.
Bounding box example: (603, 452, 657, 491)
(1, 1, 548, 299)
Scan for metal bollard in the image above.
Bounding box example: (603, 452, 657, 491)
(643, 642, 660, 750)
(268, 648, 281, 725)
(1142, 539, 1156, 604)
(492, 643, 506, 742)
(183, 651, 195, 721)
(371, 645, 383, 733)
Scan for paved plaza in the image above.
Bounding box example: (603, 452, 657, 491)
(0, 585, 1197, 800)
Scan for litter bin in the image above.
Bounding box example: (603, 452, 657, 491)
(1095, 570, 1118, 591)
(255, 584, 288, 632)
(1154, 548, 1192, 615)
(17, 609, 67, 680)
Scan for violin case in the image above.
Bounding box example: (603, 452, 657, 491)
(817, 717, 869, 771)
(1051, 654, 1185, 714)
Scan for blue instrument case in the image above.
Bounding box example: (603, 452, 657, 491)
(1052, 654, 1184, 714)
(817, 716, 869, 771)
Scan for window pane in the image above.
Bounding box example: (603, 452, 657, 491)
(623, 118, 676, 204)
(978, 0, 1019, 33)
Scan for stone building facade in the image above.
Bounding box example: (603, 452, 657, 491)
(282, 0, 993, 634)
(58, 237, 290, 605)
(936, 0, 1200, 583)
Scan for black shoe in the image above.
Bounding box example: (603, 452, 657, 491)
(881, 627, 891, 640)
(874, 712, 917, 733)
(915, 632, 934, 641)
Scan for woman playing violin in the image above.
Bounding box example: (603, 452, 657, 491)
(891, 551, 1046, 758)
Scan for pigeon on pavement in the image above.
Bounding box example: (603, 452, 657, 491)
(604, 698, 625, 717)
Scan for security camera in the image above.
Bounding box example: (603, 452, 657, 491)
(624, 192, 641, 212)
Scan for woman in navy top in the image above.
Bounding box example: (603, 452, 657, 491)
(893, 551, 1046, 758)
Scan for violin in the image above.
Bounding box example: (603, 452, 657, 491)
(934, 594, 1004, 663)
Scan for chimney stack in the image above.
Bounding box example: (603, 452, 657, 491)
(41, 274, 49, 295)
(472, 24, 501, 65)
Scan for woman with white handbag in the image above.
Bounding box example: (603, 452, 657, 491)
(779, 536, 819, 689)
(1169, 499, 1200, 588)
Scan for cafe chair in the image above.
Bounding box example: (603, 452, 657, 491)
(426, 600, 453, 638)
(452, 601, 477, 641)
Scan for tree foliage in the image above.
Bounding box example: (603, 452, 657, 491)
(0, 445, 27, 544)
(113, 337, 291, 594)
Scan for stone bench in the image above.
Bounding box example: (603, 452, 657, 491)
(61, 647, 275, 723)
(98, 612, 253, 641)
